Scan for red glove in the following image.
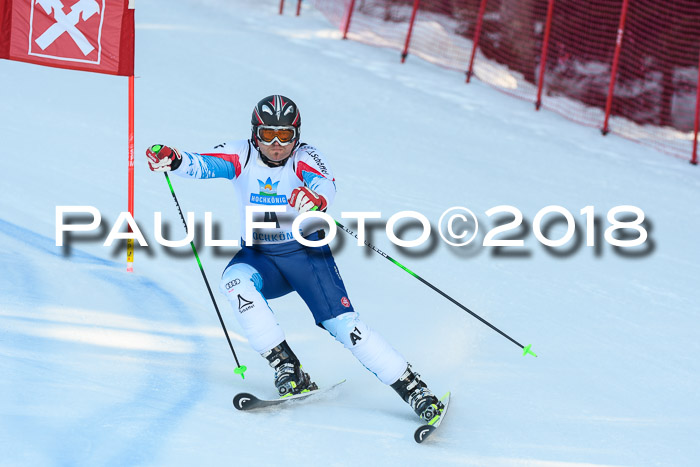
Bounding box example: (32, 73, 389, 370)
(289, 187, 327, 213)
(146, 144, 182, 172)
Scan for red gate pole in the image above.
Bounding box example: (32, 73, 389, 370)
(692, 49, 700, 165)
(342, 0, 358, 39)
(535, 0, 555, 110)
(466, 0, 488, 83)
(401, 0, 421, 63)
(279, 0, 285, 15)
(126, 74, 135, 272)
(296, 0, 302, 16)
(602, 0, 629, 135)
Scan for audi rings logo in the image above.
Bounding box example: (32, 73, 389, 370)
(225, 278, 240, 290)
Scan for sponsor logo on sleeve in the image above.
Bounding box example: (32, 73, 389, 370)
(308, 151, 329, 176)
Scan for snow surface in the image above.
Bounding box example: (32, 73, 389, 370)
(1, 0, 699, 466)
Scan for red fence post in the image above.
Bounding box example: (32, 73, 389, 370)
(692, 50, 700, 165)
(466, 0, 488, 83)
(296, 0, 302, 16)
(401, 0, 421, 63)
(535, 0, 555, 110)
(602, 0, 629, 136)
(279, 0, 284, 15)
(342, 0, 358, 40)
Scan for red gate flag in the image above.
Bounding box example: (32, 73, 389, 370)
(0, 0, 134, 76)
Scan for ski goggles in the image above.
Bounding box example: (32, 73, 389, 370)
(255, 125, 298, 146)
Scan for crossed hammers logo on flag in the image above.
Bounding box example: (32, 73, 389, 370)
(34, 0, 101, 56)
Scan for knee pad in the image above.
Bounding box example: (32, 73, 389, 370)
(322, 312, 368, 350)
(219, 263, 282, 354)
(322, 312, 406, 385)
(219, 263, 264, 297)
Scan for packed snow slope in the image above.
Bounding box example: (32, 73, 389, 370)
(1, 0, 698, 466)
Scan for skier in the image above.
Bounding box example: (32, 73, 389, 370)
(146, 95, 444, 422)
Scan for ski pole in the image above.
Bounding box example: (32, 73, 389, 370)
(334, 218, 537, 357)
(164, 172, 248, 378)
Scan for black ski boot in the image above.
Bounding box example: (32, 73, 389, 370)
(391, 364, 444, 422)
(262, 340, 318, 397)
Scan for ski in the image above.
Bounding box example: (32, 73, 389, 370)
(233, 380, 346, 411)
(414, 392, 451, 443)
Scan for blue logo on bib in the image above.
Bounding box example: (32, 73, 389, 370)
(251, 177, 288, 205)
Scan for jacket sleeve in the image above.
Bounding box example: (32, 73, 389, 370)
(294, 145, 337, 207)
(172, 141, 246, 180)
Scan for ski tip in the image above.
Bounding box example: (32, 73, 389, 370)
(233, 392, 257, 410)
(414, 425, 435, 443)
(522, 344, 538, 357)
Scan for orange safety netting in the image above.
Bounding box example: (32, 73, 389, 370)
(297, 0, 700, 162)
(603, 0, 700, 158)
(301, 0, 351, 30)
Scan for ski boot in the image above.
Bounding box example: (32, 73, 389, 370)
(391, 364, 444, 423)
(262, 340, 318, 397)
